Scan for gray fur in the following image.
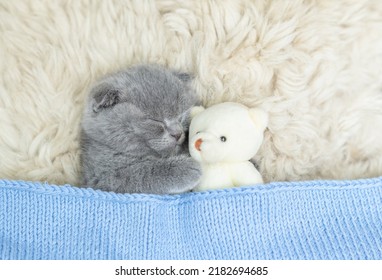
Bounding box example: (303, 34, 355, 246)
(80, 64, 202, 194)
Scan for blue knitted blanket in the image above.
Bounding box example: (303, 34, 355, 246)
(1, 178, 381, 260)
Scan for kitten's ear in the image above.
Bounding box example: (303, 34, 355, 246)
(91, 84, 120, 113)
(173, 71, 193, 83)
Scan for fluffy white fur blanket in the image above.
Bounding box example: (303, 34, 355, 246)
(1, 0, 382, 186)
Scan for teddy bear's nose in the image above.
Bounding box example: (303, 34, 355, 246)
(195, 138, 202, 151)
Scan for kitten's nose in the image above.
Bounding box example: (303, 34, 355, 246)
(171, 132, 182, 141)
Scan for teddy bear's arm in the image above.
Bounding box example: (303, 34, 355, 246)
(194, 164, 234, 191)
(231, 162, 263, 187)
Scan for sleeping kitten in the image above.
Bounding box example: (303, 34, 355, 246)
(80, 64, 202, 194)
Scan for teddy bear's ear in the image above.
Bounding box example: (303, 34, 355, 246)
(190, 106, 205, 118)
(248, 108, 268, 131)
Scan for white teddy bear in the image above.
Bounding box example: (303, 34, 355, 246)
(189, 102, 268, 191)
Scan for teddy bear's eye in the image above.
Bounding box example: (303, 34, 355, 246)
(220, 136, 227, 142)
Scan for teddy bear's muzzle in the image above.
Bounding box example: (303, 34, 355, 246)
(195, 138, 202, 151)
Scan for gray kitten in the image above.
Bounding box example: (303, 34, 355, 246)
(80, 64, 202, 194)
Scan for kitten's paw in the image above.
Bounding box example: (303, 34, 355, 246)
(166, 157, 202, 194)
(182, 158, 202, 190)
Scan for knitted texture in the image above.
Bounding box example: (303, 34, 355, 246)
(1, 178, 382, 260)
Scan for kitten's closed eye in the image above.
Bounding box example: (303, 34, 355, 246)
(148, 118, 164, 125)
(142, 119, 165, 134)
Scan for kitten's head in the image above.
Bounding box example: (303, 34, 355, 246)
(82, 64, 199, 155)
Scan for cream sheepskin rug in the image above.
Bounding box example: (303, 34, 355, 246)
(1, 0, 382, 186)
